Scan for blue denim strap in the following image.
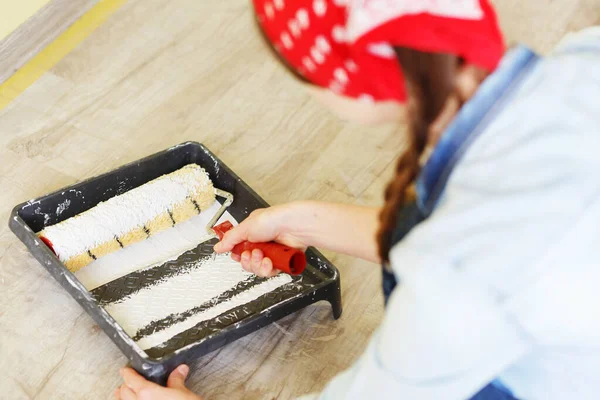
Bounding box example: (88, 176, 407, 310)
(469, 381, 518, 400)
(416, 46, 540, 216)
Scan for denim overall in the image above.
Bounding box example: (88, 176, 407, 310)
(382, 45, 540, 400)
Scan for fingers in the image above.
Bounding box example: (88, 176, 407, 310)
(239, 250, 253, 273)
(214, 221, 250, 253)
(118, 385, 137, 400)
(167, 365, 190, 390)
(120, 367, 160, 394)
(250, 248, 263, 273)
(257, 256, 279, 278)
(117, 367, 193, 400)
(239, 249, 277, 277)
(214, 208, 271, 254)
(240, 249, 263, 274)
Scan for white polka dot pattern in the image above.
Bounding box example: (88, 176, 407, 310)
(289, 19, 301, 37)
(297, 9, 309, 29)
(313, 0, 327, 17)
(252, 0, 505, 104)
(315, 35, 331, 54)
(332, 25, 345, 43)
(367, 43, 396, 59)
(281, 32, 293, 49)
(345, 59, 358, 73)
(302, 57, 316, 72)
(334, 68, 348, 84)
(265, 3, 274, 19)
(310, 47, 325, 64)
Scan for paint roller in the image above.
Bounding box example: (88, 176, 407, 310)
(38, 164, 306, 275)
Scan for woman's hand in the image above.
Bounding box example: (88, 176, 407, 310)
(214, 203, 308, 277)
(214, 201, 381, 269)
(115, 365, 202, 400)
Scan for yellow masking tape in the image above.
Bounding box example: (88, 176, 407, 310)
(0, 0, 128, 112)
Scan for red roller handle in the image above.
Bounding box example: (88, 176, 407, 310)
(213, 221, 306, 275)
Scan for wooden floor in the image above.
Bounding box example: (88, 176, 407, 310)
(0, 1, 598, 399)
(0, 0, 99, 85)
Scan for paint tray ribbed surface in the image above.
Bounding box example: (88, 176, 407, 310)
(9, 142, 342, 384)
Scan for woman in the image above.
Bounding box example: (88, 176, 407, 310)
(115, 1, 600, 399)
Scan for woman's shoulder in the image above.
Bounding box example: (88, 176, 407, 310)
(461, 32, 600, 177)
(450, 38, 600, 201)
(390, 47, 600, 295)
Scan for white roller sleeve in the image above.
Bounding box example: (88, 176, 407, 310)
(39, 164, 215, 269)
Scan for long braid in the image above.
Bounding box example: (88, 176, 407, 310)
(377, 119, 427, 262)
(377, 49, 458, 262)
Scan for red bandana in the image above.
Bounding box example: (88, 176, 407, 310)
(253, 0, 505, 103)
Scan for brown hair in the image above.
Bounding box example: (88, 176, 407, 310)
(377, 48, 460, 262)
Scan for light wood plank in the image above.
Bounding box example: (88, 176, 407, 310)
(0, 0, 99, 85)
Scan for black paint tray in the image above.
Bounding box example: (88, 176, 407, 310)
(8, 142, 342, 383)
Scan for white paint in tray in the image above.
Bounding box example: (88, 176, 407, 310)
(75, 201, 232, 290)
(104, 253, 254, 336)
(135, 273, 292, 350)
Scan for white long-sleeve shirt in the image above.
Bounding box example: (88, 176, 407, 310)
(300, 28, 600, 400)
